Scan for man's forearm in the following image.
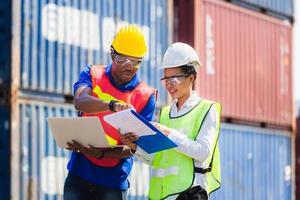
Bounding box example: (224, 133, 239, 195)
(74, 95, 109, 114)
(104, 146, 133, 158)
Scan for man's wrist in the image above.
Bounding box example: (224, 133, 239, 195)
(97, 151, 105, 159)
(127, 144, 137, 155)
(108, 100, 118, 112)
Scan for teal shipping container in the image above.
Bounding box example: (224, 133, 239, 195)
(211, 124, 292, 200)
(230, 0, 294, 21)
(11, 0, 171, 106)
(10, 100, 151, 200)
(10, 106, 292, 200)
(2, 0, 173, 199)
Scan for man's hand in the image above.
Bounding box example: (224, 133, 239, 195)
(66, 140, 134, 158)
(67, 140, 105, 159)
(120, 132, 138, 152)
(113, 102, 133, 112)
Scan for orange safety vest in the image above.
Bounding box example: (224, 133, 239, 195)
(82, 65, 156, 167)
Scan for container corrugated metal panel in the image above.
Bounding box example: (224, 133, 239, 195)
(128, 158, 151, 200)
(211, 124, 292, 200)
(10, 100, 151, 199)
(16, 0, 169, 105)
(129, 124, 292, 200)
(190, 0, 292, 127)
(9, 100, 293, 200)
(231, 0, 293, 19)
(0, 0, 12, 97)
(0, 105, 10, 200)
(127, 124, 292, 200)
(13, 101, 76, 200)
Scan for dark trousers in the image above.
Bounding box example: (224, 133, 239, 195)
(63, 173, 127, 200)
(176, 186, 208, 200)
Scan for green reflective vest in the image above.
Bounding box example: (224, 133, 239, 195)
(149, 99, 221, 200)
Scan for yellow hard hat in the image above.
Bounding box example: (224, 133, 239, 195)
(111, 24, 147, 58)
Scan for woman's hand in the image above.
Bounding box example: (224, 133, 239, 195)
(67, 140, 105, 159)
(120, 132, 139, 152)
(151, 122, 172, 136)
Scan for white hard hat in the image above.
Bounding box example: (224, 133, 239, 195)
(160, 42, 202, 69)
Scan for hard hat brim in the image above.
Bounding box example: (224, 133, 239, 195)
(159, 60, 202, 69)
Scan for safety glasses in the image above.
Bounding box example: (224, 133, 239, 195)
(112, 50, 143, 69)
(160, 74, 190, 86)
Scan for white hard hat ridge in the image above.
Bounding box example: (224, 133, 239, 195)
(160, 42, 202, 69)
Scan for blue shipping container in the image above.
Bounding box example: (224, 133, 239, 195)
(12, 100, 76, 200)
(0, 0, 12, 92)
(14, 0, 170, 105)
(0, 105, 10, 200)
(8, 100, 293, 199)
(231, 0, 293, 20)
(211, 124, 292, 200)
(10, 100, 151, 200)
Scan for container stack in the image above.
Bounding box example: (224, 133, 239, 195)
(1, 0, 296, 199)
(2, 0, 171, 199)
(174, 0, 293, 199)
(0, 1, 12, 199)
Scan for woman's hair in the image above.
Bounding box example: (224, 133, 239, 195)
(179, 65, 197, 89)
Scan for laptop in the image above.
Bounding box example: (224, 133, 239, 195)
(47, 116, 122, 148)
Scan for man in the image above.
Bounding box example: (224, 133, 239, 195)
(64, 24, 157, 200)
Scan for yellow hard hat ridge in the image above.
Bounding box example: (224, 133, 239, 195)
(111, 24, 147, 58)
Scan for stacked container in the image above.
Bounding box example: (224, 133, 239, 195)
(0, 0, 12, 199)
(174, 0, 293, 199)
(2, 0, 295, 199)
(3, 0, 172, 199)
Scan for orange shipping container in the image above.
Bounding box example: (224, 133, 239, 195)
(174, 0, 293, 128)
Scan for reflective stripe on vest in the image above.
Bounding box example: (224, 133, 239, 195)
(152, 166, 179, 178)
(148, 99, 221, 200)
(83, 65, 156, 167)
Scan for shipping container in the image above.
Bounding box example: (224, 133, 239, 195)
(7, 100, 293, 199)
(0, 105, 10, 200)
(0, 0, 12, 101)
(9, 100, 151, 200)
(174, 0, 293, 127)
(127, 124, 292, 200)
(211, 124, 292, 200)
(229, 0, 294, 21)
(128, 158, 151, 200)
(11, 0, 171, 106)
(9, 100, 76, 200)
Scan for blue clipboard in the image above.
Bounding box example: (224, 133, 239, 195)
(130, 110, 177, 154)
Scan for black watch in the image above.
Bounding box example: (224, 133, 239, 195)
(108, 100, 118, 112)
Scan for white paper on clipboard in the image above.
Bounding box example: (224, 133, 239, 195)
(103, 109, 156, 136)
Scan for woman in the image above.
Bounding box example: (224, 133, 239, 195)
(122, 42, 222, 200)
